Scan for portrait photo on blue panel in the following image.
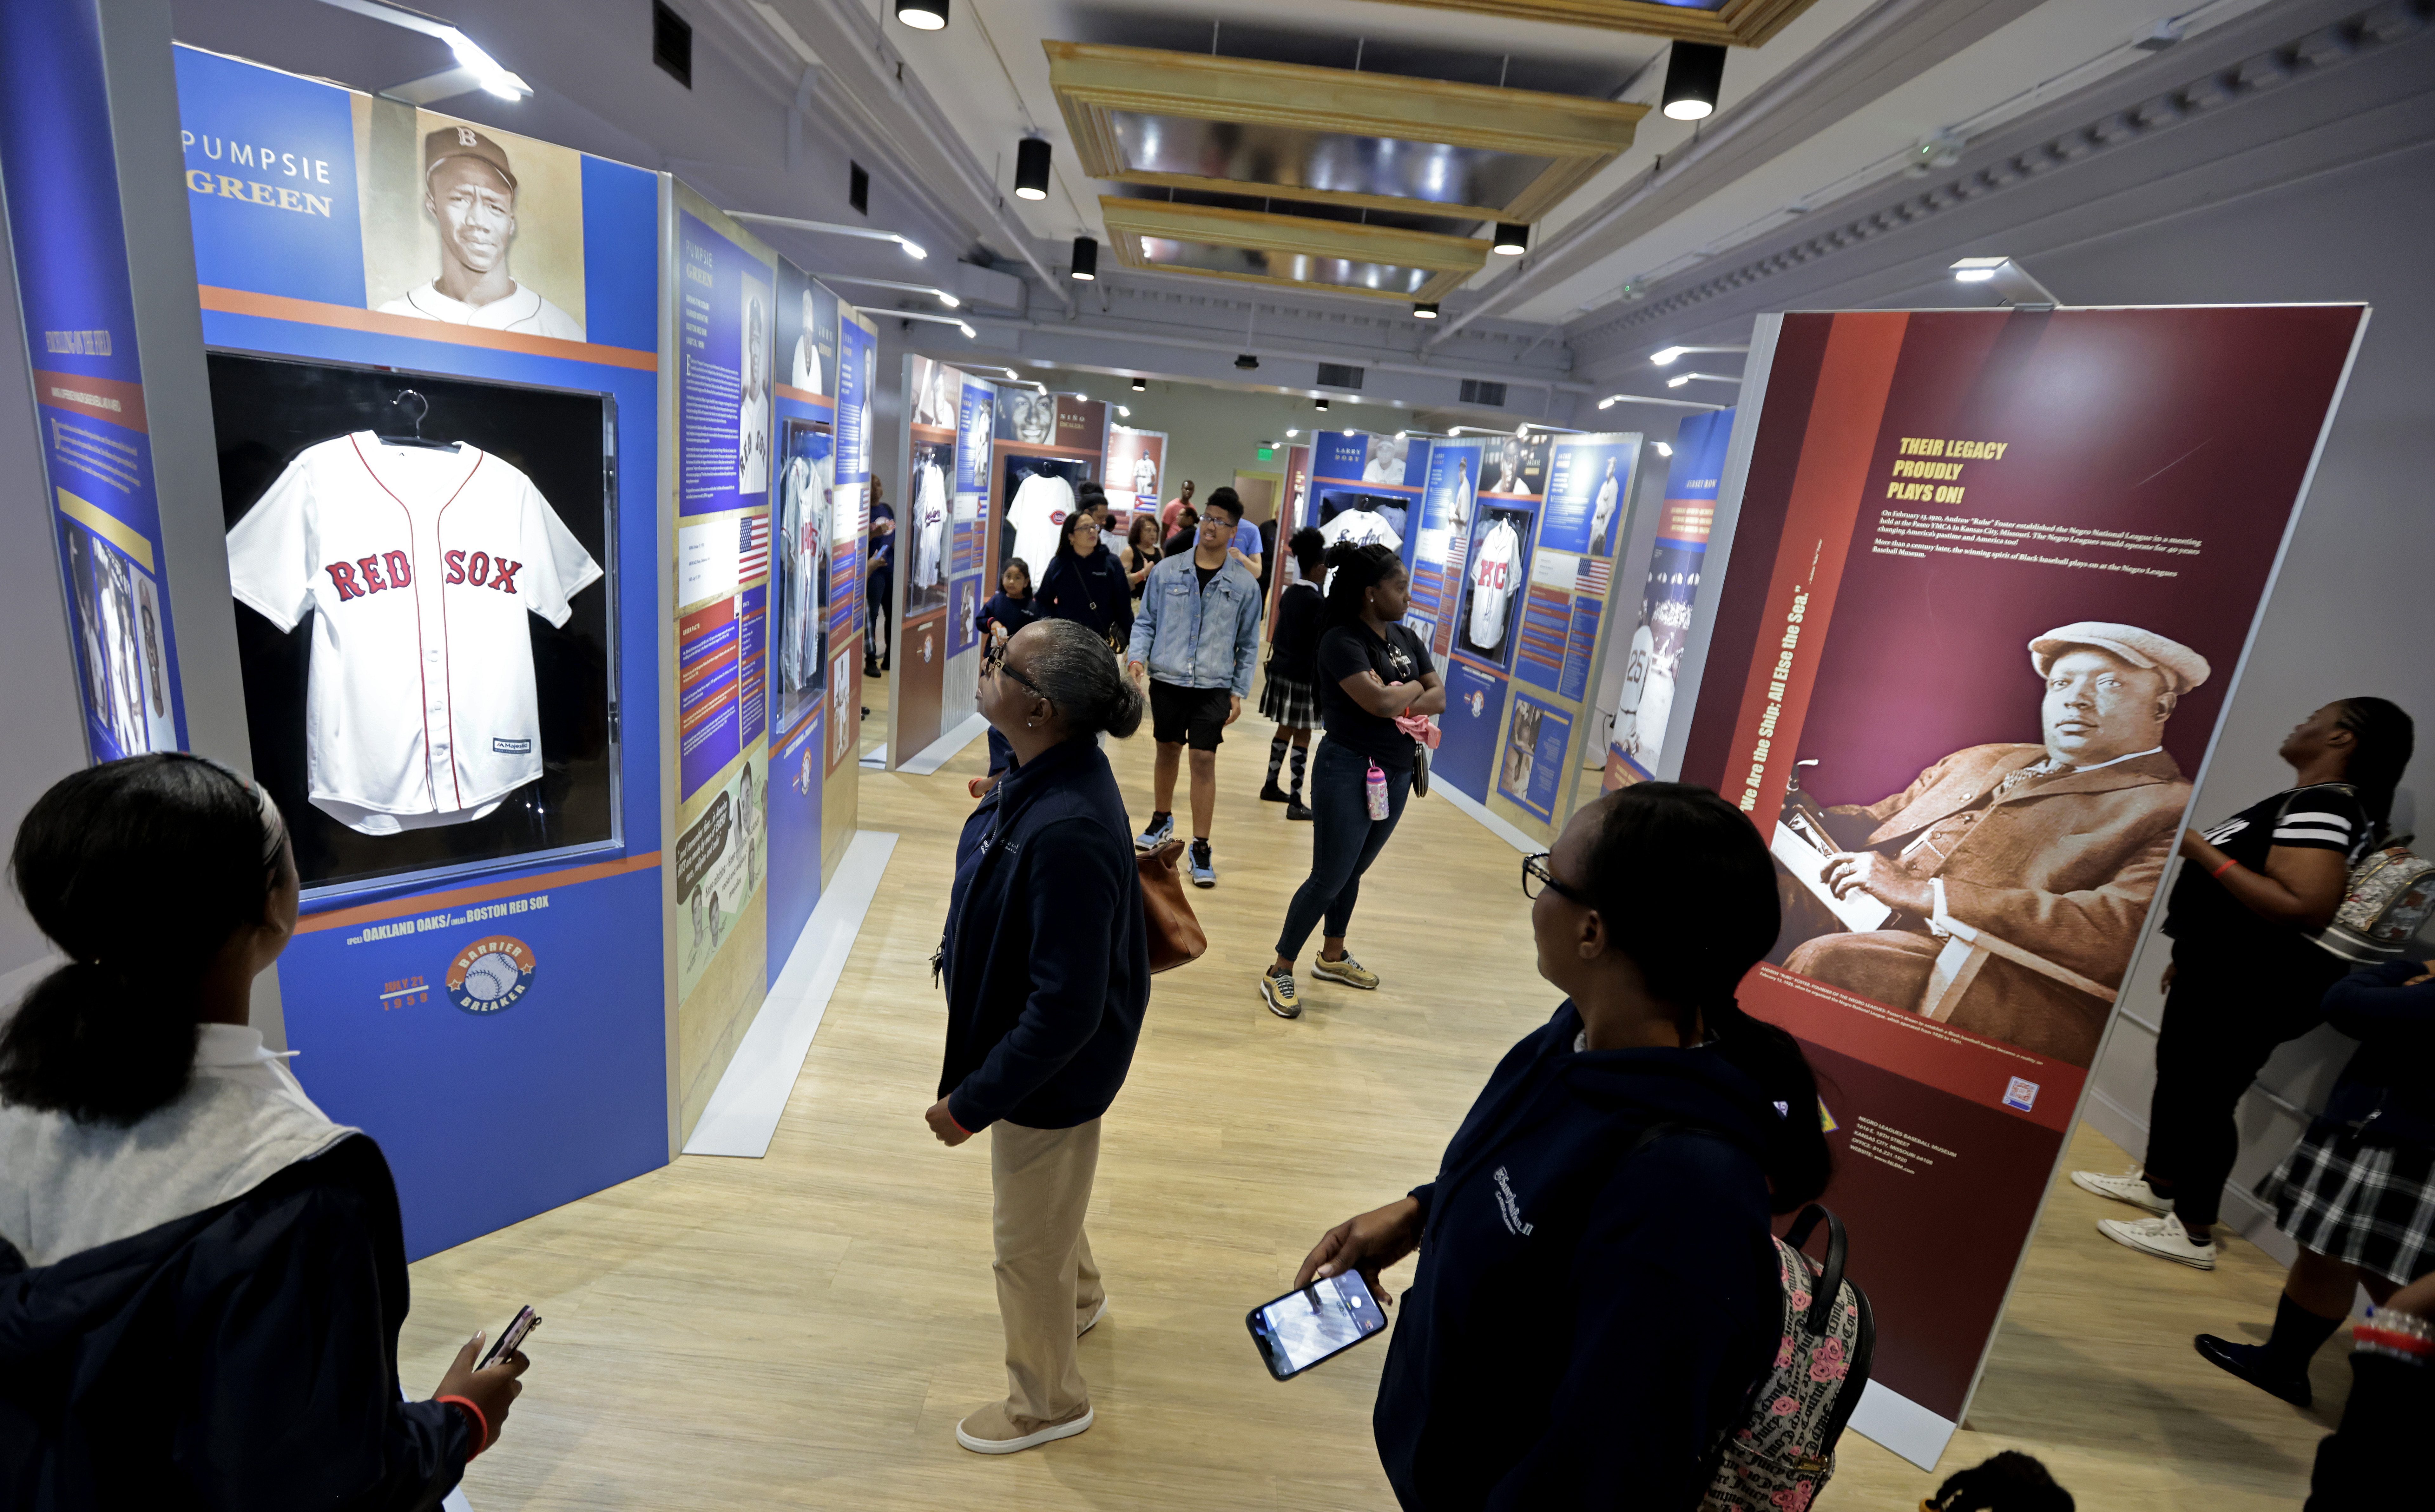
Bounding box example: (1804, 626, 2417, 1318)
(775, 419, 835, 731)
(362, 107, 587, 339)
(1479, 432, 1550, 500)
(783, 263, 837, 396)
(1541, 439, 1636, 557)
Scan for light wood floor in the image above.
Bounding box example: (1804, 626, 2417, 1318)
(405, 683, 2346, 1509)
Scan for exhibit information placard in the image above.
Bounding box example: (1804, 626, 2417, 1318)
(1672, 305, 2368, 1465)
(1606, 407, 1733, 787)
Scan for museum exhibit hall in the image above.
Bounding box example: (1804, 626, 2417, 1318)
(4, 0, 2435, 1508)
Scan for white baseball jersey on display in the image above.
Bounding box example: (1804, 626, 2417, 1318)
(1467, 520, 1522, 651)
(912, 461, 948, 588)
(778, 453, 826, 691)
(226, 433, 602, 835)
(1005, 471, 1074, 578)
(376, 283, 584, 341)
(1319, 508, 1402, 552)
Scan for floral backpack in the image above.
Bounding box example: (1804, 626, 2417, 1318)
(1621, 1125, 1874, 1512)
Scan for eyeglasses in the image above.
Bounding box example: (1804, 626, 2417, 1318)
(1522, 853, 1589, 905)
(981, 638, 1048, 700)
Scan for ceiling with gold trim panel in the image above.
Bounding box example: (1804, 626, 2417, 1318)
(1372, 0, 1823, 48)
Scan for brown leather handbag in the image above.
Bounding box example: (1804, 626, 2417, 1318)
(1136, 838, 1207, 973)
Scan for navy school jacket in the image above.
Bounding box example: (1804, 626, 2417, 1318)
(0, 1136, 472, 1511)
(938, 736, 1150, 1131)
(1374, 1003, 1787, 1511)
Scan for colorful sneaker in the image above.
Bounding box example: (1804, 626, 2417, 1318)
(1259, 781, 1292, 803)
(1188, 841, 1216, 888)
(1284, 799, 1314, 822)
(1260, 968, 1301, 1019)
(2097, 1212, 2215, 1269)
(2071, 1166, 2173, 1215)
(1135, 812, 1175, 852)
(1311, 953, 1379, 990)
(955, 1401, 1094, 1455)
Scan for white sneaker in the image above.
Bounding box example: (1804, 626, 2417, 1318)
(1077, 1297, 1108, 1338)
(2071, 1166, 2173, 1215)
(2097, 1212, 2216, 1270)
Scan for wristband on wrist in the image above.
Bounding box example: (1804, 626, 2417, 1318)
(2210, 858, 2240, 880)
(2354, 1310, 2435, 1365)
(437, 1394, 490, 1457)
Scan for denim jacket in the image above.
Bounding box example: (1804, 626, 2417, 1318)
(1126, 550, 1263, 695)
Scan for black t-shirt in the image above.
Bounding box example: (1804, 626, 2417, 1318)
(2164, 781, 2371, 951)
(1317, 621, 1436, 767)
(1195, 560, 1221, 592)
(1270, 582, 1322, 682)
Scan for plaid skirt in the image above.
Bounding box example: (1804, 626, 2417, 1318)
(2266, 1121, 2435, 1283)
(1259, 670, 1320, 728)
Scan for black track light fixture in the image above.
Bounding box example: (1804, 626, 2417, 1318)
(1492, 223, 1529, 255)
(1131, 377, 1147, 392)
(1412, 301, 1440, 319)
(1070, 235, 1097, 280)
(1014, 136, 1051, 201)
(1314, 397, 1330, 412)
(893, 0, 947, 30)
(1662, 43, 1725, 121)
(1234, 353, 1260, 370)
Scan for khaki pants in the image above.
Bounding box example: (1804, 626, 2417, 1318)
(989, 1118, 1105, 1423)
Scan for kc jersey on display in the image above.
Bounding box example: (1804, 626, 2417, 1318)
(226, 433, 603, 835)
(1468, 520, 1522, 651)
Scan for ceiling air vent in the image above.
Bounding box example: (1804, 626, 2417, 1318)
(1459, 379, 1508, 407)
(1316, 363, 1365, 390)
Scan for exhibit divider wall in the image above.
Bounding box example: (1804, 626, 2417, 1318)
(162, 43, 671, 1256)
(888, 352, 991, 767)
(1416, 430, 1643, 846)
(986, 388, 1107, 633)
(1663, 304, 2368, 1468)
(1263, 441, 1313, 633)
(1602, 407, 1735, 789)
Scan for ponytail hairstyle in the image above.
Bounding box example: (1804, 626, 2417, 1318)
(1576, 782, 1831, 1211)
(1321, 541, 1401, 628)
(1, 753, 288, 1126)
(2335, 696, 2415, 845)
(1288, 526, 1325, 581)
(1022, 618, 1146, 740)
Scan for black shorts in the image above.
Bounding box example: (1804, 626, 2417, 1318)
(1150, 680, 1233, 750)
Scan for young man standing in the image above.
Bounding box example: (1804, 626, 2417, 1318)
(1159, 478, 1196, 537)
(1127, 491, 1264, 886)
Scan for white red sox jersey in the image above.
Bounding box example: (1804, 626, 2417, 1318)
(227, 433, 602, 835)
(1467, 520, 1522, 651)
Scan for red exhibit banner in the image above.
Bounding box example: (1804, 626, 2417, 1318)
(1676, 305, 2366, 1445)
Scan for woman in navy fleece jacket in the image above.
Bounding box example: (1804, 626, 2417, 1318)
(1298, 782, 1832, 1510)
(925, 618, 1151, 1459)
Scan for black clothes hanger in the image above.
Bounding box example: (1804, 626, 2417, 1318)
(375, 390, 461, 451)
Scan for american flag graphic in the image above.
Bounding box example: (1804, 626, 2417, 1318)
(739, 514, 771, 581)
(1576, 558, 1612, 596)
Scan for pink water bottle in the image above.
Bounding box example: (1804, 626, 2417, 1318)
(1366, 760, 1390, 820)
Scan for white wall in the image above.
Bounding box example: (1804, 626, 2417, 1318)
(2047, 137, 2435, 1259)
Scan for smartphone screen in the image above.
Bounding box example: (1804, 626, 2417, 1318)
(1247, 1271, 1388, 1380)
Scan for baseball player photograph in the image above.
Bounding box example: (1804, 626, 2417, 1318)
(790, 286, 826, 394)
(1361, 432, 1409, 484)
(739, 285, 772, 496)
(1769, 621, 2208, 1068)
(208, 352, 617, 890)
(1002, 387, 1054, 445)
(374, 123, 584, 339)
(1589, 456, 1623, 556)
(775, 420, 833, 727)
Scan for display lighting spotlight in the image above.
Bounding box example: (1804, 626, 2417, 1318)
(1667, 373, 1692, 388)
(893, 0, 948, 31)
(1118, 405, 1131, 418)
(1492, 223, 1530, 256)
(1235, 353, 1260, 370)
(1661, 42, 1725, 122)
(1313, 398, 1330, 412)
(1650, 346, 1688, 365)
(1286, 428, 1300, 438)
(1131, 377, 1147, 392)
(1070, 235, 1098, 281)
(1597, 396, 1616, 410)
(1395, 431, 1409, 440)
(1411, 301, 1440, 319)
(1953, 257, 2003, 282)
(1655, 441, 1674, 457)
(1014, 137, 1052, 201)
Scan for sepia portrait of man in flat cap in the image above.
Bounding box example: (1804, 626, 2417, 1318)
(378, 125, 583, 339)
(1774, 621, 2210, 1067)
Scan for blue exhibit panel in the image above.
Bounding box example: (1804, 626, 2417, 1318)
(283, 864, 666, 1257)
(765, 706, 824, 982)
(1436, 661, 1506, 801)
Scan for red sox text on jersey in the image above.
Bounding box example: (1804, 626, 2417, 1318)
(227, 433, 602, 835)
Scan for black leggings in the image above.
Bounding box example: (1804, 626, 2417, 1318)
(2145, 947, 2345, 1228)
(1274, 739, 1412, 960)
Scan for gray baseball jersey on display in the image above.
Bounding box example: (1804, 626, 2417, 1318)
(226, 432, 602, 835)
